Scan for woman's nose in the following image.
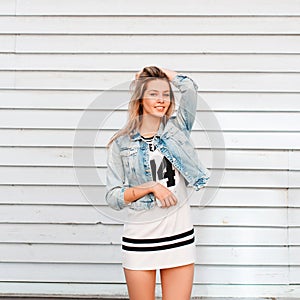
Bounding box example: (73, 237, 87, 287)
(156, 95, 164, 102)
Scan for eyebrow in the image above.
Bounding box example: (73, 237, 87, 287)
(147, 89, 170, 92)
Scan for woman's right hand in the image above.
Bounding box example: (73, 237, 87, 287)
(150, 181, 178, 208)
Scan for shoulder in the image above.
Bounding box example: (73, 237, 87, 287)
(161, 116, 182, 137)
(113, 133, 131, 148)
(165, 116, 180, 130)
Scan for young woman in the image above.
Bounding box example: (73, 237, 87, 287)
(106, 66, 210, 300)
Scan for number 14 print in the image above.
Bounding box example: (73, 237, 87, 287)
(150, 157, 176, 187)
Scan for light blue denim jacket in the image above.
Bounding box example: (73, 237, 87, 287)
(105, 74, 210, 211)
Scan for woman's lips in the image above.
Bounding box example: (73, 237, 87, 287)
(154, 106, 165, 112)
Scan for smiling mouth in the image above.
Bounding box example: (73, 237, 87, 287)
(155, 106, 165, 112)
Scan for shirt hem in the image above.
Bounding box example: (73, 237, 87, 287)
(122, 259, 195, 271)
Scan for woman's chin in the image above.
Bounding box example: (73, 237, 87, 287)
(154, 113, 166, 118)
(144, 112, 166, 118)
(142, 106, 168, 118)
(154, 109, 168, 117)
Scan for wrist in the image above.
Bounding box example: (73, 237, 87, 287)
(167, 71, 178, 81)
(144, 181, 156, 194)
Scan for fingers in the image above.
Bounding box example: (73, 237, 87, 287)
(152, 182, 178, 208)
(135, 70, 142, 80)
(160, 193, 178, 208)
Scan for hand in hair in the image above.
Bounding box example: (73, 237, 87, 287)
(159, 67, 178, 81)
(135, 66, 178, 81)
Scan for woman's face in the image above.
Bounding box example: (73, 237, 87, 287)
(142, 79, 171, 118)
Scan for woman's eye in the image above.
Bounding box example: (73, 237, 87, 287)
(148, 93, 169, 97)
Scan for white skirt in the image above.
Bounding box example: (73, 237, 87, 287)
(121, 184, 196, 270)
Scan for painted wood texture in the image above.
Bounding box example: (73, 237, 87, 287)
(0, 0, 299, 298)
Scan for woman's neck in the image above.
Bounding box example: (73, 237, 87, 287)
(139, 115, 161, 138)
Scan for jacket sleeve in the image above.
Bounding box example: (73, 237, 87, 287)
(105, 139, 128, 211)
(171, 74, 199, 133)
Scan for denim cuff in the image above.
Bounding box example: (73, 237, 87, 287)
(117, 186, 127, 210)
(171, 74, 198, 90)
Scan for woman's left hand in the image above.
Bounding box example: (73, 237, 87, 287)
(135, 70, 143, 80)
(159, 67, 178, 81)
(135, 67, 178, 81)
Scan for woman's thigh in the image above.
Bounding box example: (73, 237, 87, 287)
(160, 263, 194, 300)
(123, 267, 157, 300)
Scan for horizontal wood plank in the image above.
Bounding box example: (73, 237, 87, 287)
(290, 171, 300, 188)
(0, 205, 288, 226)
(2, 53, 300, 72)
(15, 0, 300, 16)
(0, 262, 289, 284)
(289, 228, 300, 245)
(0, 185, 288, 208)
(0, 282, 298, 298)
(1, 72, 298, 92)
(0, 109, 300, 131)
(290, 267, 300, 283)
(0, 223, 287, 245)
(0, 244, 288, 265)
(0, 35, 15, 52)
(1, 16, 300, 34)
(0, 1, 15, 15)
(14, 35, 300, 53)
(288, 208, 300, 226)
(0, 71, 15, 87)
(0, 147, 290, 170)
(289, 189, 300, 207)
(290, 247, 300, 263)
(1, 129, 299, 149)
(1, 90, 300, 111)
(0, 166, 290, 188)
(290, 151, 300, 170)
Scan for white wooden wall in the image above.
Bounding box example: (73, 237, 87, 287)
(0, 0, 299, 298)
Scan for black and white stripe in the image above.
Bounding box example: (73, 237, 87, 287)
(141, 135, 156, 152)
(122, 228, 195, 252)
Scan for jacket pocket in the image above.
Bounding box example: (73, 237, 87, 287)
(120, 147, 138, 157)
(119, 147, 138, 182)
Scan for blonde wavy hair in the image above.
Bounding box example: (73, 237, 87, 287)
(107, 66, 176, 147)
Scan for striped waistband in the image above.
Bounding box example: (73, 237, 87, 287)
(122, 228, 195, 252)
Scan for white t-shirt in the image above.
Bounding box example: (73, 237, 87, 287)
(121, 135, 196, 270)
(141, 135, 183, 206)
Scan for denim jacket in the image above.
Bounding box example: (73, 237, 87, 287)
(105, 74, 210, 211)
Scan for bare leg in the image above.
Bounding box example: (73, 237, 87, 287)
(160, 263, 194, 300)
(123, 267, 156, 300)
